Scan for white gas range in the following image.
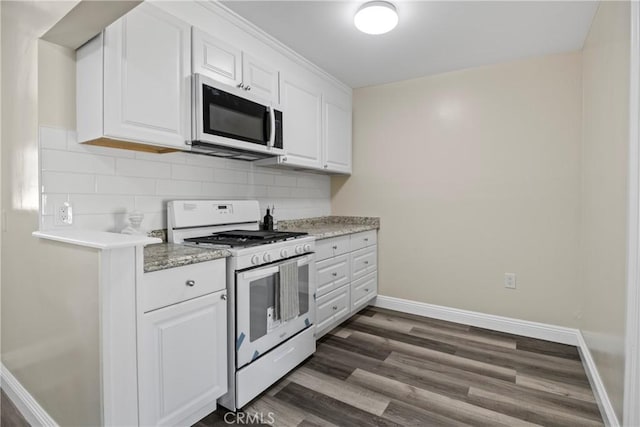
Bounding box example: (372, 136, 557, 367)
(168, 200, 316, 411)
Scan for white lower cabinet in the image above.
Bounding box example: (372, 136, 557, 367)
(316, 285, 351, 337)
(351, 272, 378, 312)
(314, 231, 378, 339)
(138, 260, 227, 426)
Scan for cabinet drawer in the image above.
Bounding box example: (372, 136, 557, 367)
(316, 254, 350, 297)
(351, 272, 377, 313)
(351, 245, 377, 281)
(315, 236, 350, 261)
(141, 259, 226, 312)
(350, 230, 377, 252)
(315, 285, 350, 332)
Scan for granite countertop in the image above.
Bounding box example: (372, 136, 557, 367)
(144, 243, 231, 273)
(278, 216, 380, 240)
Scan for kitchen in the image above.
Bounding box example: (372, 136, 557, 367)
(1, 1, 639, 426)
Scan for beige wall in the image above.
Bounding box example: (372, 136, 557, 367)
(580, 1, 630, 420)
(332, 52, 583, 327)
(1, 1, 102, 425)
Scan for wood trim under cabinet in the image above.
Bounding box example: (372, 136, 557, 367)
(83, 137, 181, 154)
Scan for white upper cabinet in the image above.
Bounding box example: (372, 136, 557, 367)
(192, 28, 242, 87)
(242, 53, 280, 105)
(193, 28, 279, 104)
(281, 72, 323, 169)
(323, 87, 353, 174)
(259, 71, 352, 174)
(77, 3, 191, 151)
(75, 1, 350, 167)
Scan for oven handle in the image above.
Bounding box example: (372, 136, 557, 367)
(239, 254, 313, 281)
(267, 106, 276, 149)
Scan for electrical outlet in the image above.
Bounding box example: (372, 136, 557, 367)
(54, 202, 73, 226)
(504, 273, 517, 289)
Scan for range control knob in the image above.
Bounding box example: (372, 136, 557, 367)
(280, 248, 289, 258)
(251, 255, 260, 265)
(263, 253, 272, 263)
(303, 244, 312, 252)
(295, 245, 304, 254)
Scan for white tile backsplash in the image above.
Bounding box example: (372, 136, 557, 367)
(42, 149, 116, 175)
(39, 126, 331, 232)
(42, 171, 97, 193)
(116, 158, 172, 179)
(171, 163, 214, 182)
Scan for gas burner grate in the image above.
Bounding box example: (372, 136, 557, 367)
(184, 229, 308, 248)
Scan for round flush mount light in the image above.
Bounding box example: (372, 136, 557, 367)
(354, 1, 398, 35)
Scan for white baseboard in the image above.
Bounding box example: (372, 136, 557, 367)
(576, 333, 620, 427)
(374, 295, 578, 345)
(1, 363, 58, 426)
(372, 295, 619, 426)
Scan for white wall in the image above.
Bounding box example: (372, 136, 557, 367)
(332, 52, 583, 328)
(39, 127, 330, 233)
(1, 2, 105, 426)
(580, 1, 630, 420)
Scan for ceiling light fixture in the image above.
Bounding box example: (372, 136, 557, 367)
(354, 1, 398, 35)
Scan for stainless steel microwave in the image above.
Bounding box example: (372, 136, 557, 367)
(191, 74, 284, 160)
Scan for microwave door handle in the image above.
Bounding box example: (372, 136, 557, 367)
(268, 106, 276, 148)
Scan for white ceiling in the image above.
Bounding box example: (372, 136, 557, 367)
(221, 1, 599, 88)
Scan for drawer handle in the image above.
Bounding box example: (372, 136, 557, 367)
(364, 288, 370, 292)
(186, 280, 195, 287)
(333, 306, 338, 310)
(221, 294, 227, 300)
(364, 238, 369, 242)
(332, 245, 338, 250)
(332, 272, 338, 277)
(364, 261, 369, 265)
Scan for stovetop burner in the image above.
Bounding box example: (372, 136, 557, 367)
(184, 229, 308, 248)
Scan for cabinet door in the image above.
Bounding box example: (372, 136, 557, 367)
(323, 89, 352, 174)
(242, 53, 279, 104)
(138, 291, 227, 427)
(192, 28, 242, 88)
(281, 72, 323, 169)
(103, 3, 191, 149)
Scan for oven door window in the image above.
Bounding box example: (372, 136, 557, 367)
(202, 84, 269, 146)
(236, 259, 312, 368)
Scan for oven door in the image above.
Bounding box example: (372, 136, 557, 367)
(193, 74, 284, 156)
(235, 254, 315, 369)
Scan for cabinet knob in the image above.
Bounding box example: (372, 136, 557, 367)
(221, 294, 227, 300)
(186, 280, 195, 287)
(245, 85, 251, 91)
(324, 164, 328, 169)
(364, 288, 370, 292)
(282, 157, 288, 162)
(332, 245, 338, 250)
(332, 272, 338, 277)
(332, 306, 338, 310)
(364, 261, 369, 265)
(238, 83, 245, 89)
(364, 238, 369, 242)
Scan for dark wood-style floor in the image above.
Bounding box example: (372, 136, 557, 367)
(1, 390, 29, 427)
(197, 306, 603, 427)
